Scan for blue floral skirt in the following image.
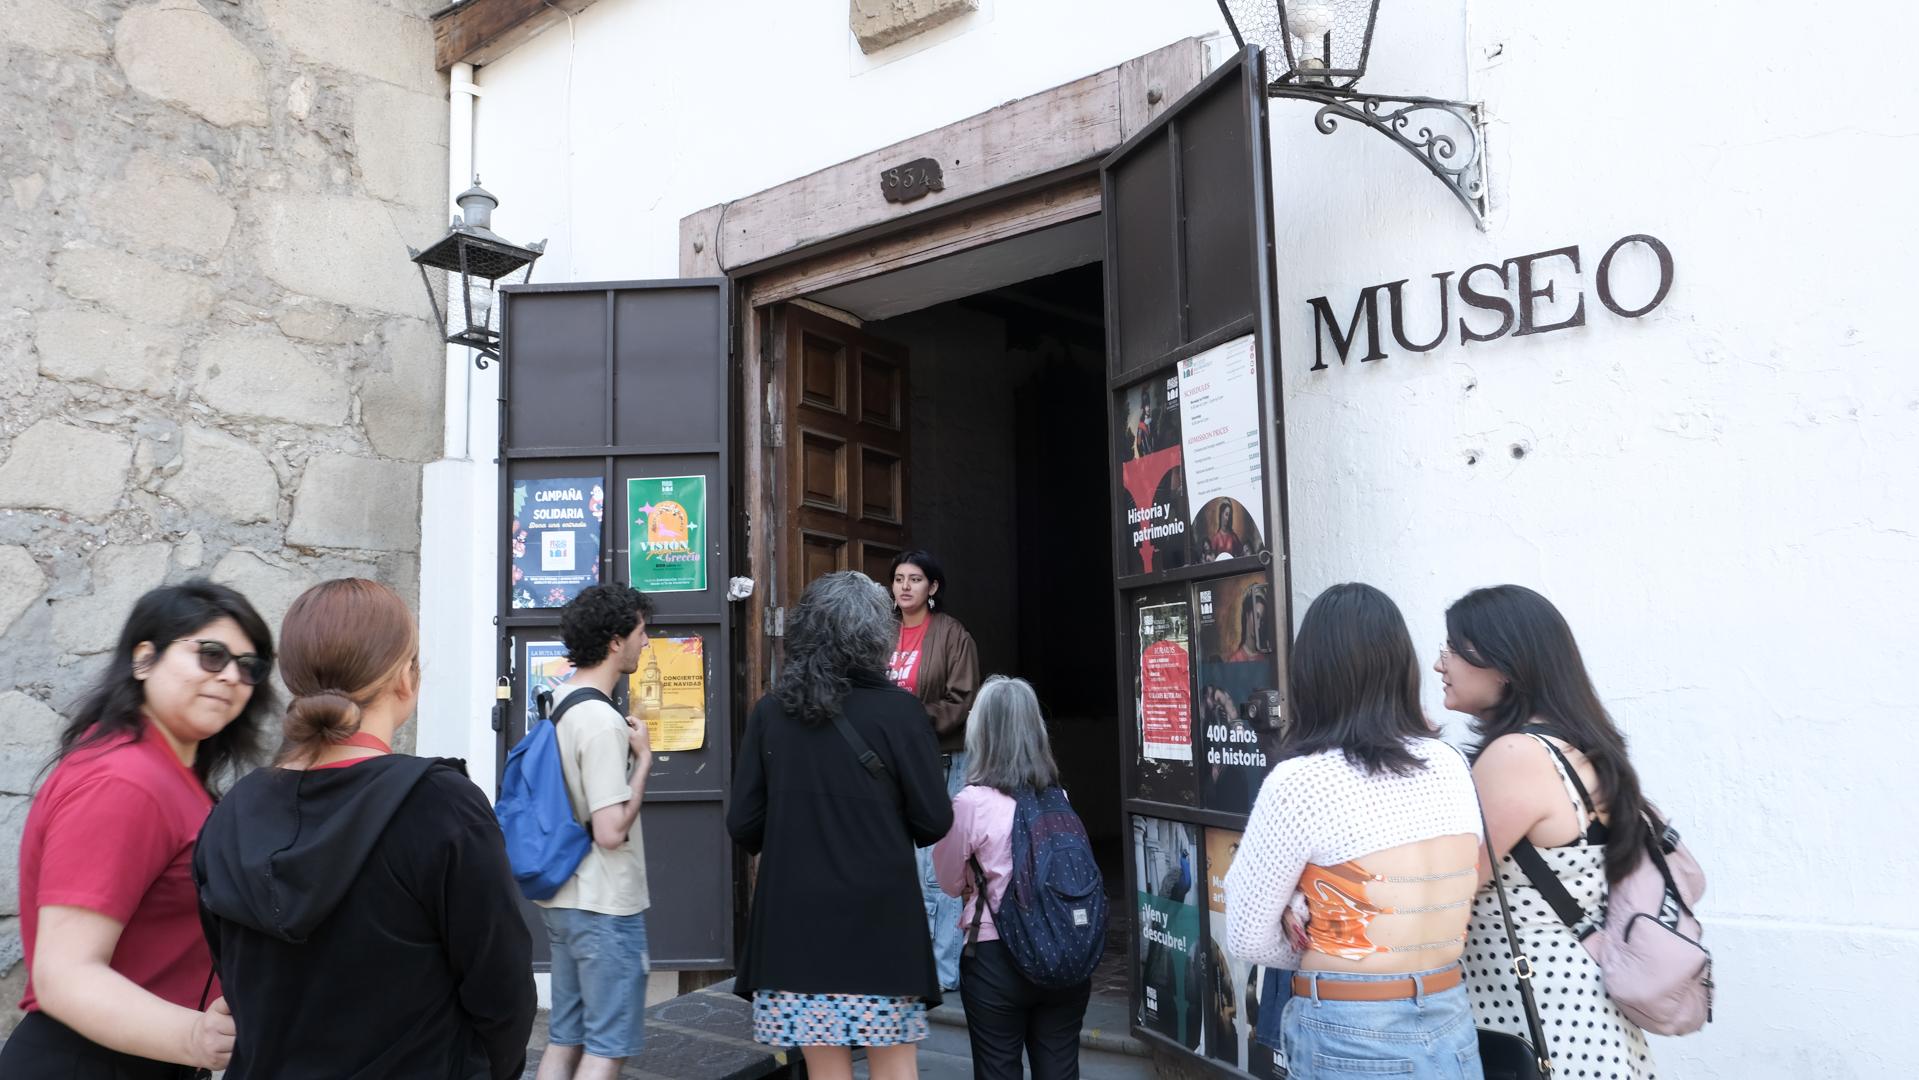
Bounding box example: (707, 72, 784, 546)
(751, 991, 929, 1047)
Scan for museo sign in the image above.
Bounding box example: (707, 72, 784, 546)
(1307, 234, 1675, 370)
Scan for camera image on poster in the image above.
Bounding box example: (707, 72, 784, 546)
(1132, 585, 1196, 806)
(1117, 374, 1190, 574)
(1195, 573, 1282, 816)
(1135, 816, 1204, 1054)
(1204, 829, 1289, 1079)
(1177, 335, 1267, 563)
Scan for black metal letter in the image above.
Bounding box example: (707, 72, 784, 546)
(1456, 262, 1514, 344)
(1511, 245, 1586, 337)
(1308, 287, 1386, 370)
(1596, 234, 1675, 318)
(1385, 272, 1454, 354)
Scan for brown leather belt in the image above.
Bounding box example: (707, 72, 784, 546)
(1292, 965, 1463, 1002)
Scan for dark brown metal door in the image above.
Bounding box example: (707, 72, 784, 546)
(497, 279, 735, 970)
(1102, 47, 1294, 1074)
(778, 304, 910, 595)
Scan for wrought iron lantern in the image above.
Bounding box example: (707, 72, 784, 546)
(408, 179, 545, 367)
(1215, 0, 1489, 228)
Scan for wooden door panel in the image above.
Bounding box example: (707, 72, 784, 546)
(782, 306, 910, 605)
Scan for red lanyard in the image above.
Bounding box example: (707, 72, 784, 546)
(339, 731, 391, 754)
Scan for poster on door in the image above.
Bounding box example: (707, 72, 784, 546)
(627, 475, 707, 593)
(522, 640, 575, 734)
(1131, 585, 1196, 805)
(1117, 373, 1190, 574)
(1195, 573, 1282, 816)
(1178, 335, 1266, 562)
(1136, 815, 1204, 1053)
(628, 633, 706, 753)
(510, 476, 604, 609)
(1203, 829, 1289, 1079)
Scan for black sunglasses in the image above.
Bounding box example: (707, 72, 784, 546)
(178, 639, 271, 686)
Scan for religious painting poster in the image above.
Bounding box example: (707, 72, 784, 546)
(629, 633, 707, 753)
(1136, 815, 1204, 1053)
(1203, 828, 1289, 1079)
(522, 640, 574, 734)
(1131, 585, 1196, 806)
(1117, 373, 1190, 574)
(510, 475, 604, 608)
(1178, 335, 1266, 562)
(1195, 572, 1282, 816)
(627, 475, 707, 593)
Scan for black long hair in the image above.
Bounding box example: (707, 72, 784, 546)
(888, 549, 949, 615)
(1445, 584, 1650, 883)
(1279, 583, 1434, 775)
(55, 579, 277, 795)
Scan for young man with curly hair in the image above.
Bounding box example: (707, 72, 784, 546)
(536, 584, 656, 1080)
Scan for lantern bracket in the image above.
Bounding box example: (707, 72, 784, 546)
(1266, 87, 1489, 231)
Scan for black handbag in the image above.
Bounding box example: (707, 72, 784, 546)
(1461, 750, 1555, 1080)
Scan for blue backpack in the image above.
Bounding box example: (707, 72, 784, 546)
(967, 785, 1109, 988)
(496, 687, 608, 901)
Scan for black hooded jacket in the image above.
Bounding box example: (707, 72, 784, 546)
(193, 755, 535, 1079)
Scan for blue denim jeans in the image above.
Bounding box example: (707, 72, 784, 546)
(1280, 966, 1482, 1079)
(916, 750, 967, 990)
(544, 908, 650, 1060)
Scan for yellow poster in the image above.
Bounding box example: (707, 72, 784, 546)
(629, 634, 706, 752)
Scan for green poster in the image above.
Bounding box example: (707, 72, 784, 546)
(627, 475, 707, 593)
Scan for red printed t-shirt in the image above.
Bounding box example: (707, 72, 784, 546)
(888, 621, 930, 694)
(17, 721, 217, 1013)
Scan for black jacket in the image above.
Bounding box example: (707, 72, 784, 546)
(193, 756, 535, 1080)
(727, 672, 954, 1004)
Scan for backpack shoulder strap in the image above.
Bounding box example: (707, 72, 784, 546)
(830, 712, 903, 809)
(551, 687, 617, 725)
(1522, 726, 1597, 817)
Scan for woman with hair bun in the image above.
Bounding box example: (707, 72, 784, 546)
(193, 578, 535, 1079)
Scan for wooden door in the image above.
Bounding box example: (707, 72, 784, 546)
(781, 305, 910, 602)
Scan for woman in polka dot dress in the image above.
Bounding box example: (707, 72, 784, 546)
(1438, 585, 1657, 1080)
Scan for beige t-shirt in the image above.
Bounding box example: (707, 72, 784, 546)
(534, 685, 650, 916)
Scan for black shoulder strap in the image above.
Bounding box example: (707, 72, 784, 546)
(1521, 725, 1597, 814)
(551, 687, 616, 725)
(1454, 745, 1554, 1077)
(1508, 838, 1591, 934)
(963, 854, 990, 959)
(831, 712, 891, 780)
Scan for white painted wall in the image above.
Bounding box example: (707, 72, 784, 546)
(427, 0, 1919, 1074)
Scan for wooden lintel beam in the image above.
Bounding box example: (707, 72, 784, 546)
(433, 0, 598, 72)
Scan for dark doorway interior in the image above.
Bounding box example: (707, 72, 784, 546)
(860, 263, 1123, 881)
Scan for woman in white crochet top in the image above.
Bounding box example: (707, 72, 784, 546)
(1224, 583, 1485, 1080)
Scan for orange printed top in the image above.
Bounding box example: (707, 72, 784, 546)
(1297, 859, 1472, 961)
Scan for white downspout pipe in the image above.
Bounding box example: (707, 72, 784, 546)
(444, 62, 479, 459)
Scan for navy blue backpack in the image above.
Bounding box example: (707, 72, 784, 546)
(496, 687, 608, 901)
(967, 785, 1109, 988)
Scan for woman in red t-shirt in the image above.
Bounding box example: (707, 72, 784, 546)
(1, 580, 275, 1079)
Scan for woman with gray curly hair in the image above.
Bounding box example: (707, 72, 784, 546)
(728, 571, 954, 1080)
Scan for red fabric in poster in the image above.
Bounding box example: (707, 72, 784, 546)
(1141, 638, 1192, 759)
(1120, 445, 1184, 572)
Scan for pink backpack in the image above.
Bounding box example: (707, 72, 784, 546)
(1510, 732, 1713, 1036)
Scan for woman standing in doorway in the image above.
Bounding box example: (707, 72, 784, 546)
(2, 580, 274, 1078)
(1439, 585, 1658, 1080)
(887, 549, 981, 992)
(730, 572, 954, 1080)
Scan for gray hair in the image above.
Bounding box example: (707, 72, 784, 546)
(963, 676, 1059, 794)
(774, 571, 895, 726)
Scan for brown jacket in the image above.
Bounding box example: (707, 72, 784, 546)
(909, 611, 980, 752)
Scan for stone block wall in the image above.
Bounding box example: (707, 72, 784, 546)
(0, 0, 450, 1021)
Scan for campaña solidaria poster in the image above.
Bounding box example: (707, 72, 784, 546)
(510, 476, 604, 609)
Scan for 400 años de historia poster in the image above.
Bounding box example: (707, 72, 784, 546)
(1196, 572, 1281, 816)
(1178, 335, 1266, 562)
(1132, 585, 1195, 806)
(1136, 816, 1203, 1053)
(510, 476, 604, 608)
(627, 475, 707, 593)
(1204, 828, 1288, 1079)
(1117, 373, 1190, 574)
